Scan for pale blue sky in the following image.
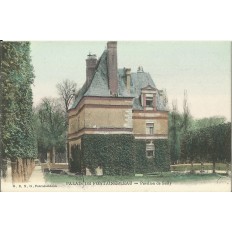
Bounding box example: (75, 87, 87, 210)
(30, 41, 231, 121)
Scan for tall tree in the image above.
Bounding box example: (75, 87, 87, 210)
(0, 41, 37, 182)
(56, 79, 78, 164)
(56, 79, 78, 112)
(35, 98, 67, 164)
(179, 90, 191, 163)
(169, 90, 191, 164)
(169, 100, 181, 164)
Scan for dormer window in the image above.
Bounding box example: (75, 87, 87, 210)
(145, 95, 153, 107)
(141, 85, 157, 111)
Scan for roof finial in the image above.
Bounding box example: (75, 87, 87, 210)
(137, 66, 144, 72)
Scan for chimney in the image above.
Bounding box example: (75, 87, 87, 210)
(86, 53, 97, 87)
(107, 41, 118, 95)
(125, 68, 131, 94)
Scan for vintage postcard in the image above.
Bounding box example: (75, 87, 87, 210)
(0, 41, 231, 192)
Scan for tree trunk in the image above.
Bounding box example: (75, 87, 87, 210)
(190, 161, 194, 173)
(28, 159, 31, 177)
(66, 141, 69, 163)
(11, 159, 18, 183)
(52, 146, 56, 164)
(226, 162, 229, 175)
(23, 159, 29, 182)
(212, 161, 216, 174)
(1, 158, 8, 179)
(18, 158, 23, 182)
(200, 161, 204, 174)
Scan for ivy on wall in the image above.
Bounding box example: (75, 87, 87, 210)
(70, 134, 170, 175)
(81, 134, 135, 175)
(134, 139, 170, 174)
(154, 139, 170, 172)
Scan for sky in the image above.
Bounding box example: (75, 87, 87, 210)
(30, 41, 231, 121)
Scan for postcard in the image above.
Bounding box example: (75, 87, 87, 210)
(0, 41, 231, 192)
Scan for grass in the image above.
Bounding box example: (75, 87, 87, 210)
(44, 171, 230, 184)
(170, 163, 230, 172)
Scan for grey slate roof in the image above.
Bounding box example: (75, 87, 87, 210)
(85, 51, 110, 97)
(70, 50, 168, 111)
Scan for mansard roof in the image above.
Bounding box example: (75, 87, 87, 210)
(70, 50, 168, 111)
(141, 84, 157, 91)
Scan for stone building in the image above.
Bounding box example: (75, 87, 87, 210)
(68, 41, 169, 175)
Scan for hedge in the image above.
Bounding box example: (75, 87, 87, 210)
(181, 123, 231, 163)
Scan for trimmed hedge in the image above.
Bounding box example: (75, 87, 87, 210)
(70, 134, 170, 175)
(181, 123, 231, 163)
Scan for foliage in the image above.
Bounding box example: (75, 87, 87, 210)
(0, 41, 37, 160)
(70, 135, 170, 175)
(69, 144, 82, 173)
(169, 91, 191, 164)
(168, 91, 228, 165)
(171, 163, 230, 172)
(80, 134, 135, 175)
(181, 123, 231, 165)
(134, 139, 169, 173)
(190, 116, 226, 131)
(56, 79, 78, 163)
(134, 140, 147, 173)
(154, 140, 170, 172)
(34, 98, 67, 161)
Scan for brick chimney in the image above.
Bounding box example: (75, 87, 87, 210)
(125, 68, 131, 94)
(86, 53, 97, 88)
(107, 41, 118, 95)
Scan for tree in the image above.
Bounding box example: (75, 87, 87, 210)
(35, 98, 67, 164)
(190, 116, 226, 131)
(56, 79, 78, 112)
(181, 123, 231, 174)
(169, 100, 181, 164)
(56, 79, 78, 164)
(169, 90, 191, 164)
(0, 41, 37, 182)
(179, 90, 192, 163)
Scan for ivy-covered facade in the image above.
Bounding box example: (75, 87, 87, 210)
(68, 41, 169, 175)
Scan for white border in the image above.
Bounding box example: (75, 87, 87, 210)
(1, 1, 231, 232)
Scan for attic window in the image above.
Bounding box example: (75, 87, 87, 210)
(146, 96, 153, 107)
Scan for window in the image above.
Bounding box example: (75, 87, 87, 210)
(146, 150, 154, 158)
(146, 123, 154, 135)
(146, 96, 153, 107)
(146, 141, 155, 158)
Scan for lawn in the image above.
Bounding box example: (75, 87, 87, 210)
(44, 171, 230, 184)
(170, 163, 230, 172)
